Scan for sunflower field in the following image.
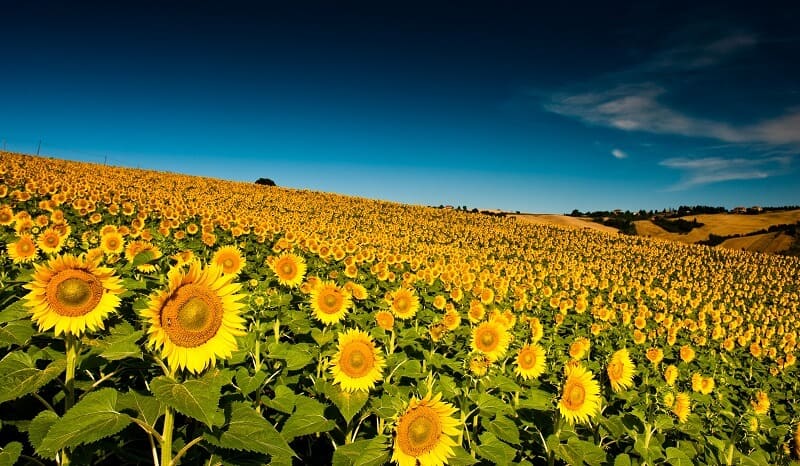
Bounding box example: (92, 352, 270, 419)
(0, 151, 799, 466)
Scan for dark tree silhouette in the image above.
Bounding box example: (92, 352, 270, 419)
(255, 178, 276, 186)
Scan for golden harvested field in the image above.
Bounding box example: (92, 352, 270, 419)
(719, 232, 796, 254)
(511, 214, 620, 234)
(1, 151, 800, 465)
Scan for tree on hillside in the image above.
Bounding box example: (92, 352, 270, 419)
(255, 177, 276, 186)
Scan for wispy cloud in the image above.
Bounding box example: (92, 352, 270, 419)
(659, 156, 791, 190)
(611, 148, 628, 159)
(642, 33, 757, 72)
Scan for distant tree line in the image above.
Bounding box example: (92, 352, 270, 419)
(254, 178, 276, 186)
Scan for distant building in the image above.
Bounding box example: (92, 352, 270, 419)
(732, 206, 747, 214)
(751, 206, 763, 212)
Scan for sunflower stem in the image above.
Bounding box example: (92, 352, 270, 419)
(274, 317, 280, 343)
(61, 333, 80, 466)
(160, 407, 175, 466)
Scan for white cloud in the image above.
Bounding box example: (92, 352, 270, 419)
(611, 148, 628, 159)
(658, 156, 791, 189)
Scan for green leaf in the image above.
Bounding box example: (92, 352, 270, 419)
(0, 442, 22, 466)
(487, 415, 520, 445)
(0, 320, 35, 349)
(267, 342, 315, 371)
(37, 388, 131, 458)
(205, 402, 295, 459)
(485, 374, 521, 392)
(264, 385, 297, 414)
(0, 352, 66, 404)
(311, 328, 335, 346)
(150, 370, 226, 427)
(447, 446, 478, 466)
(28, 410, 59, 453)
(614, 453, 632, 466)
(0, 300, 28, 323)
(94, 322, 144, 360)
(331, 436, 390, 466)
(120, 278, 148, 291)
(132, 251, 156, 267)
(234, 367, 267, 396)
(119, 390, 164, 426)
(472, 392, 513, 417)
(475, 431, 517, 466)
(517, 388, 552, 411)
(280, 395, 335, 440)
(666, 447, 694, 466)
(321, 381, 369, 424)
(564, 438, 606, 466)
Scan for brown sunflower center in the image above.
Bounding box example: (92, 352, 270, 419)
(223, 257, 235, 270)
(519, 350, 536, 369)
(45, 235, 58, 246)
(563, 381, 586, 410)
(394, 296, 409, 313)
(161, 283, 224, 348)
(477, 328, 498, 351)
(339, 340, 374, 377)
(279, 261, 295, 276)
(318, 290, 343, 314)
(608, 360, 623, 380)
(47, 270, 104, 317)
(397, 406, 442, 456)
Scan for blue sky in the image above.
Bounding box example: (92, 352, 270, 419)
(1, 1, 799, 213)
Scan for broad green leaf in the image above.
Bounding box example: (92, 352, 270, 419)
(119, 390, 164, 426)
(614, 453, 632, 466)
(321, 381, 369, 424)
(311, 327, 335, 346)
(475, 432, 517, 466)
(517, 388, 552, 411)
(28, 410, 60, 453)
(331, 436, 389, 466)
(280, 395, 335, 440)
(0, 300, 28, 323)
(447, 446, 478, 466)
(434, 374, 459, 399)
(205, 402, 295, 459)
(0, 352, 66, 404)
(487, 415, 520, 445)
(132, 251, 156, 267)
(267, 342, 315, 371)
(150, 370, 226, 427)
(0, 441, 22, 466)
(485, 374, 521, 392)
(264, 385, 297, 414)
(37, 388, 131, 458)
(0, 320, 35, 348)
(565, 438, 606, 466)
(234, 367, 267, 396)
(94, 322, 144, 360)
(666, 447, 694, 466)
(472, 392, 513, 417)
(120, 278, 148, 291)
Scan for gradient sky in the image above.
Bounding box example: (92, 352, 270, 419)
(1, 1, 799, 213)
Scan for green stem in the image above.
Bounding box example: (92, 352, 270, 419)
(273, 317, 280, 343)
(61, 334, 80, 466)
(160, 407, 175, 466)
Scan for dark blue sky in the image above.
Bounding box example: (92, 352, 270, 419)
(2, 1, 799, 212)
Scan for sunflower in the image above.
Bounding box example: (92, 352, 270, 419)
(558, 364, 602, 424)
(390, 288, 420, 319)
(212, 245, 245, 276)
(679, 345, 695, 363)
(142, 262, 246, 374)
(375, 310, 395, 331)
(270, 252, 306, 287)
(37, 227, 65, 254)
(330, 329, 385, 392)
(530, 317, 544, 343)
(646, 347, 664, 365)
(391, 392, 461, 466)
(672, 392, 691, 423)
(569, 337, 590, 360)
(514, 344, 546, 380)
(125, 240, 163, 272)
(309, 281, 352, 325)
(607, 349, 635, 392)
(471, 319, 511, 362)
(751, 391, 770, 415)
(663, 364, 678, 386)
(100, 230, 125, 255)
(442, 310, 461, 331)
(23, 254, 124, 336)
(7, 234, 38, 263)
(468, 353, 491, 377)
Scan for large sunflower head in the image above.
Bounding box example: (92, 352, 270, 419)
(212, 245, 246, 276)
(559, 364, 602, 424)
(142, 262, 246, 374)
(37, 227, 65, 255)
(470, 319, 511, 362)
(514, 343, 547, 380)
(607, 348, 635, 393)
(330, 329, 385, 392)
(672, 392, 691, 423)
(390, 288, 420, 320)
(8, 234, 38, 264)
(100, 230, 125, 255)
(309, 281, 352, 325)
(23, 254, 124, 336)
(391, 392, 461, 466)
(270, 252, 307, 287)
